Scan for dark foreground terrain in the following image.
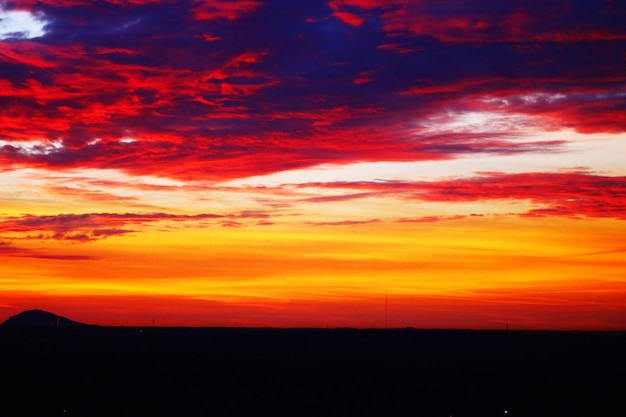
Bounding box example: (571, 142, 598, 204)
(1, 326, 625, 417)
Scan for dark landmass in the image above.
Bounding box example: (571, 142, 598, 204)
(2, 309, 88, 327)
(1, 316, 624, 416)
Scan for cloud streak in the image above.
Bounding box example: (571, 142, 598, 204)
(296, 171, 626, 220)
(0, 240, 98, 260)
(0, 211, 275, 242)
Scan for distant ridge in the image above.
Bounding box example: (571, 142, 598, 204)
(2, 309, 87, 327)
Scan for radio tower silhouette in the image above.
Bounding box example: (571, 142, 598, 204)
(385, 290, 388, 329)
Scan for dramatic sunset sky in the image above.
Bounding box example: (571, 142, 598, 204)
(1, 0, 625, 329)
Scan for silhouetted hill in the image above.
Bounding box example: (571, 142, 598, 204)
(2, 309, 86, 327)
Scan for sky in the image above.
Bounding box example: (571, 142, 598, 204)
(0, 0, 625, 329)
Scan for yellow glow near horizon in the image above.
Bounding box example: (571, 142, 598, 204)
(3, 216, 624, 298)
(2, 213, 625, 329)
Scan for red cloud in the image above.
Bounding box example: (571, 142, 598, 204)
(0, 210, 277, 242)
(329, 0, 390, 9)
(329, 0, 626, 43)
(95, 47, 141, 56)
(7, 0, 94, 8)
(0, 39, 277, 159)
(0, 41, 87, 69)
(0, 212, 219, 242)
(400, 77, 626, 134)
(0, 0, 623, 183)
(305, 219, 380, 226)
(191, 0, 261, 21)
(508, 93, 626, 134)
(333, 10, 364, 27)
(399, 77, 504, 96)
(296, 172, 626, 220)
(398, 215, 467, 223)
(0, 123, 566, 182)
(328, 0, 389, 27)
(353, 70, 375, 85)
(456, 86, 626, 134)
(303, 192, 383, 203)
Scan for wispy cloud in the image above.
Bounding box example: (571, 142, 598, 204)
(306, 219, 380, 226)
(0, 212, 242, 242)
(0, 241, 98, 260)
(294, 172, 626, 220)
(330, 0, 626, 43)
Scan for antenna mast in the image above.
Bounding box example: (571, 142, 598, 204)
(385, 290, 388, 329)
